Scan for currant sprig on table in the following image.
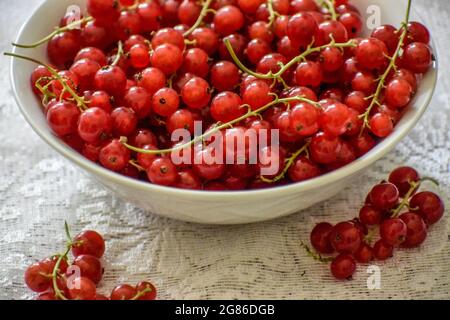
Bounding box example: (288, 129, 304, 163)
(24, 222, 157, 300)
(306, 166, 444, 280)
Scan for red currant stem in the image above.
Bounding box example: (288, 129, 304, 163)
(52, 247, 70, 301)
(260, 140, 311, 183)
(4, 52, 88, 111)
(359, 0, 412, 134)
(183, 0, 214, 37)
(420, 176, 439, 187)
(111, 41, 124, 67)
(321, 0, 338, 21)
(120, 96, 314, 155)
(129, 160, 146, 172)
(300, 241, 333, 263)
(363, 227, 377, 245)
(267, 0, 279, 27)
(224, 38, 357, 82)
(390, 180, 419, 218)
(131, 287, 153, 300)
(12, 16, 93, 48)
(64, 221, 72, 242)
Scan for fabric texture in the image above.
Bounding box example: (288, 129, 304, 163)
(0, 0, 449, 300)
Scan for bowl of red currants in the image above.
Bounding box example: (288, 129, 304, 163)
(8, 0, 437, 224)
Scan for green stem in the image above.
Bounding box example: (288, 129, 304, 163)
(322, 0, 338, 20)
(4, 52, 87, 111)
(120, 96, 316, 155)
(131, 287, 153, 300)
(360, 0, 413, 134)
(300, 241, 333, 263)
(52, 247, 70, 300)
(390, 180, 419, 218)
(111, 41, 124, 67)
(12, 16, 93, 48)
(260, 140, 311, 183)
(183, 0, 214, 37)
(224, 38, 357, 82)
(267, 0, 278, 27)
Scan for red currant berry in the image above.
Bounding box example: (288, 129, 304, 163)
(359, 204, 384, 226)
(181, 77, 212, 109)
(150, 43, 183, 75)
(388, 166, 420, 197)
(46, 101, 81, 137)
(330, 254, 356, 280)
(329, 221, 362, 254)
(124, 86, 152, 119)
(295, 61, 322, 87)
(380, 218, 408, 246)
(373, 239, 394, 260)
(110, 284, 137, 300)
(24, 262, 52, 293)
(152, 87, 180, 117)
(94, 65, 127, 97)
(369, 113, 394, 138)
(136, 281, 157, 300)
(210, 91, 245, 123)
(72, 230, 105, 258)
(355, 38, 388, 71)
(354, 243, 374, 263)
(213, 5, 245, 35)
(99, 139, 131, 172)
(399, 212, 427, 248)
(410, 191, 445, 225)
(310, 222, 334, 254)
(67, 277, 97, 300)
(111, 107, 138, 136)
(210, 61, 241, 91)
(78, 107, 112, 143)
(401, 42, 433, 74)
(71, 254, 103, 284)
(147, 158, 178, 186)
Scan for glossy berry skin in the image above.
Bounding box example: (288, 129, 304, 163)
(24, 262, 52, 293)
(69, 58, 101, 92)
(213, 5, 245, 35)
(72, 230, 105, 258)
(78, 107, 112, 143)
(124, 86, 152, 119)
(400, 212, 427, 248)
(167, 109, 195, 134)
(310, 132, 342, 164)
(30, 65, 53, 95)
(369, 113, 394, 138)
(111, 107, 138, 136)
(319, 103, 353, 137)
(189, 27, 219, 55)
(359, 204, 384, 226)
(330, 254, 356, 280)
(354, 243, 374, 263)
(136, 281, 157, 300)
(99, 139, 131, 172)
(71, 254, 103, 284)
(310, 222, 334, 254)
(181, 77, 212, 109)
(94, 65, 127, 97)
(385, 79, 413, 109)
(67, 277, 97, 300)
(147, 158, 178, 186)
(339, 12, 362, 38)
(287, 12, 318, 47)
(290, 102, 320, 137)
(152, 87, 180, 117)
(288, 156, 321, 182)
(129, 44, 150, 69)
(388, 166, 420, 197)
(150, 43, 183, 75)
(210, 91, 244, 123)
(406, 22, 430, 45)
(329, 221, 362, 254)
(380, 218, 408, 246)
(314, 21, 348, 46)
(401, 42, 433, 74)
(47, 31, 82, 68)
(368, 183, 399, 210)
(47, 102, 80, 137)
(88, 90, 113, 112)
(111, 284, 137, 300)
(242, 79, 272, 110)
(410, 191, 445, 225)
(373, 239, 394, 260)
(355, 38, 388, 71)
(136, 67, 166, 95)
(295, 61, 322, 87)
(210, 61, 241, 92)
(181, 48, 210, 78)
(371, 24, 399, 55)
(152, 28, 185, 51)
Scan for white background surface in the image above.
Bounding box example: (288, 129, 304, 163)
(0, 0, 449, 299)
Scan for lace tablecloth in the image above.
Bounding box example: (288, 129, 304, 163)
(1, 0, 449, 300)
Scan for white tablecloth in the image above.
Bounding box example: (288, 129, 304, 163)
(1, 0, 449, 299)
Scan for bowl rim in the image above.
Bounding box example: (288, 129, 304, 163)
(8, 0, 439, 201)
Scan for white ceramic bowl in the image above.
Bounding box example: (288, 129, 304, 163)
(9, 0, 437, 224)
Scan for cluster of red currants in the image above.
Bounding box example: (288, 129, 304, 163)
(309, 167, 445, 280)
(24, 225, 157, 300)
(17, 0, 433, 190)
